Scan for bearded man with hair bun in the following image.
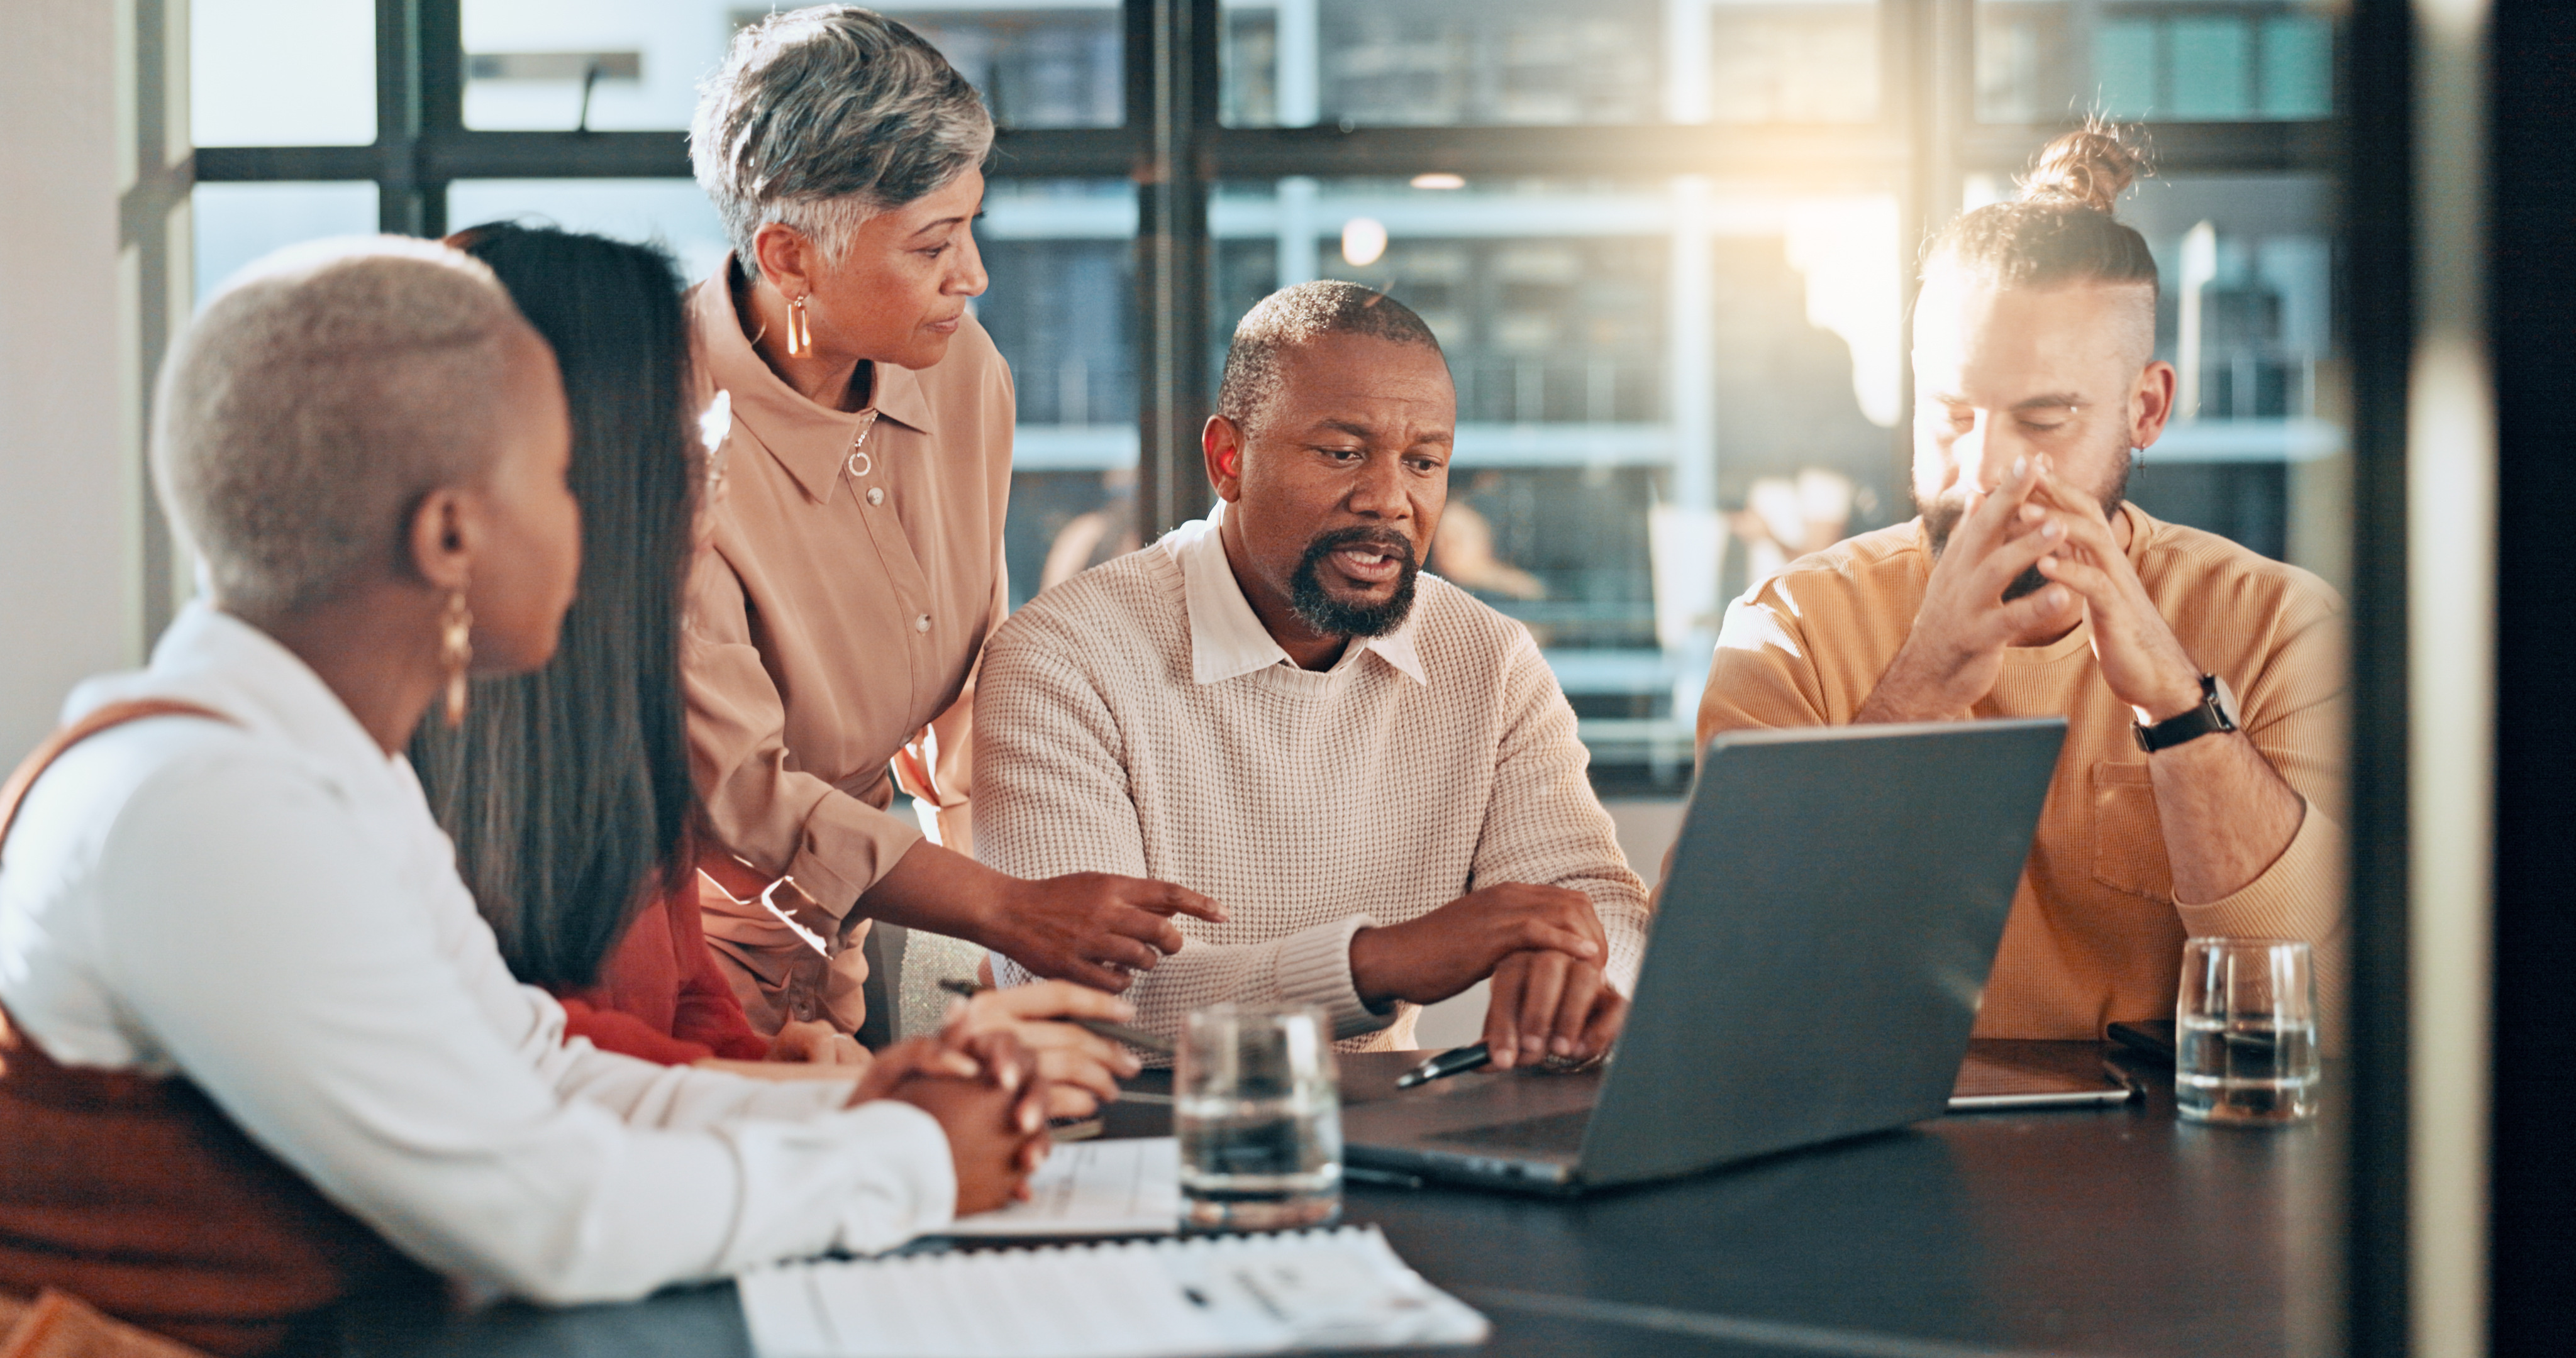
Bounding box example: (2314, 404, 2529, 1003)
(1697, 123, 2347, 1041)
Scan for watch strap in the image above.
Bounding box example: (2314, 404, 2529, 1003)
(2133, 674, 2236, 753)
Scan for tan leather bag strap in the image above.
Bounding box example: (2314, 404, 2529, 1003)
(0, 700, 234, 853)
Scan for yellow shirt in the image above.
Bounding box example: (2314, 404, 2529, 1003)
(1697, 504, 2346, 1039)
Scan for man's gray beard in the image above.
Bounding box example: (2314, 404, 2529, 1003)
(1920, 450, 2132, 602)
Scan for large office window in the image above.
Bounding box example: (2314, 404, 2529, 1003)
(191, 0, 2342, 790)
(192, 0, 375, 145)
(1977, 0, 2334, 123)
(457, 1, 1123, 131)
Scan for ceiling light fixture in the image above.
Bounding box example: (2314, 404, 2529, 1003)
(1341, 217, 1389, 267)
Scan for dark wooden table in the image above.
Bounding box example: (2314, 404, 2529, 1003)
(345, 1045, 2340, 1358)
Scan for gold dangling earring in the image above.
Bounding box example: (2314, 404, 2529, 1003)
(786, 294, 812, 357)
(440, 589, 474, 728)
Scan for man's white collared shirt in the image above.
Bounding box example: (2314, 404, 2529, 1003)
(1170, 504, 1428, 688)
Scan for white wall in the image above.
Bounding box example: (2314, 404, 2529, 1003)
(0, 0, 142, 763)
(0, 1, 143, 762)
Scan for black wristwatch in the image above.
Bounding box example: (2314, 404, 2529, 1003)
(2132, 673, 2240, 753)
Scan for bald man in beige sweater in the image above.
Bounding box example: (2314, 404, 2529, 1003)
(975, 283, 1648, 1068)
(1701, 132, 2346, 1041)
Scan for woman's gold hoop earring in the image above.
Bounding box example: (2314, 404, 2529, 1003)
(786, 294, 813, 357)
(440, 590, 474, 728)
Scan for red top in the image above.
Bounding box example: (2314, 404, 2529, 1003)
(553, 879, 770, 1065)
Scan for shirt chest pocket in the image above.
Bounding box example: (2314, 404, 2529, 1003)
(2090, 761, 2175, 905)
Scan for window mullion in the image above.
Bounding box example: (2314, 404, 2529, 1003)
(1132, 0, 1218, 541)
(373, 0, 460, 236)
(374, 0, 419, 233)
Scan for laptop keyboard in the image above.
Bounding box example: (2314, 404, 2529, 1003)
(1427, 1109, 1593, 1151)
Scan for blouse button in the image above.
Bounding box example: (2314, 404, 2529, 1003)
(866, 487, 885, 505)
(914, 614, 931, 632)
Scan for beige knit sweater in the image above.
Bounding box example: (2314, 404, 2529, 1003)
(974, 515, 1650, 1052)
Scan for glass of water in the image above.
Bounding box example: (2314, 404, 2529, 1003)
(1176, 1003, 1341, 1230)
(2175, 938, 2321, 1125)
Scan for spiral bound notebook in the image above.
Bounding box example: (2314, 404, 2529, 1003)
(738, 1225, 1489, 1358)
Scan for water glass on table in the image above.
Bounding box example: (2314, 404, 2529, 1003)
(1176, 1003, 1342, 1230)
(2175, 938, 2321, 1125)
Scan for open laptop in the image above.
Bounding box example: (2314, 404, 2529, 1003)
(1343, 717, 2068, 1194)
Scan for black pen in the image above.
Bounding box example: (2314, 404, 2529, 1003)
(1396, 1042, 1491, 1089)
(935, 977, 1175, 1057)
(1343, 1164, 1425, 1190)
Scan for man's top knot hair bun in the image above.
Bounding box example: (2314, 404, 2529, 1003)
(1923, 119, 2158, 294)
(2019, 124, 2148, 215)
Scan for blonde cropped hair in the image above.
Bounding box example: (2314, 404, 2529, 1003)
(153, 236, 531, 614)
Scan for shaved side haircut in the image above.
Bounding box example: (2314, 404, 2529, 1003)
(1218, 281, 1446, 436)
(1921, 121, 2160, 362)
(153, 236, 530, 614)
(1926, 121, 2159, 293)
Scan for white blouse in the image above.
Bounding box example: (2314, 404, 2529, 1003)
(0, 604, 955, 1304)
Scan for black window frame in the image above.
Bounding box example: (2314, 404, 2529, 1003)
(193, 0, 2337, 539)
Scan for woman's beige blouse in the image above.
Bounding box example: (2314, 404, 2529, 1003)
(682, 259, 1011, 1030)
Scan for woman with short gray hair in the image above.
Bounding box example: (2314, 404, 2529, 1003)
(678, 6, 1218, 1039)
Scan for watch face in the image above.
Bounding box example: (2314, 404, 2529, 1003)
(2212, 675, 2241, 727)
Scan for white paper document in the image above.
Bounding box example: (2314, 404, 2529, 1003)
(941, 1136, 1181, 1239)
(739, 1225, 1489, 1358)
